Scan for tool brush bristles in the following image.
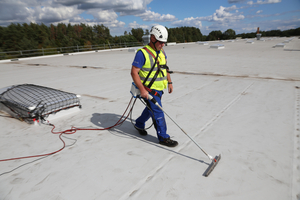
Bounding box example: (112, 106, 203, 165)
(203, 154, 221, 177)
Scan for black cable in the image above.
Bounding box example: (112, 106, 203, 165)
(130, 97, 155, 131)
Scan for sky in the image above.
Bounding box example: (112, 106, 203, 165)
(0, 0, 299, 36)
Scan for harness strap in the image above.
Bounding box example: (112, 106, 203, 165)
(142, 47, 159, 86)
(143, 47, 156, 59)
(141, 47, 166, 98)
(148, 64, 164, 89)
(142, 47, 166, 89)
(143, 47, 169, 73)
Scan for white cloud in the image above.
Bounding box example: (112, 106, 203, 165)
(212, 6, 245, 22)
(128, 21, 140, 29)
(128, 21, 150, 30)
(0, 0, 296, 37)
(247, 0, 281, 5)
(241, 27, 257, 32)
(87, 9, 118, 22)
(275, 18, 300, 30)
(61, 0, 152, 15)
(0, 0, 145, 29)
(257, 0, 281, 4)
(172, 5, 245, 29)
(136, 10, 176, 22)
(259, 18, 300, 30)
(0, 0, 172, 32)
(224, 5, 239, 12)
(172, 17, 202, 28)
(0, 0, 36, 24)
(35, 6, 80, 23)
(103, 20, 125, 28)
(228, 0, 246, 3)
(223, 16, 300, 35)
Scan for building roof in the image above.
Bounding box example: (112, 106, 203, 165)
(0, 37, 300, 200)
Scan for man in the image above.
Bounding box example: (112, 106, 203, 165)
(130, 25, 178, 147)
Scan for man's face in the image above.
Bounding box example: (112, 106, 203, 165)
(151, 35, 165, 50)
(155, 40, 165, 50)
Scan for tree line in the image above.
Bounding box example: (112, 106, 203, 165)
(236, 28, 300, 39)
(0, 24, 205, 52)
(0, 22, 299, 52)
(203, 27, 300, 40)
(0, 23, 138, 52)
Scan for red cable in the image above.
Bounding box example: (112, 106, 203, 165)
(0, 97, 135, 162)
(0, 129, 66, 162)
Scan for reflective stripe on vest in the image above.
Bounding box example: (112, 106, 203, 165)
(138, 45, 168, 91)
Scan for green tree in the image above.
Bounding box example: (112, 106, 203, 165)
(119, 34, 138, 43)
(93, 24, 111, 44)
(19, 38, 38, 50)
(0, 26, 4, 50)
(2, 23, 22, 51)
(130, 28, 144, 42)
(66, 23, 75, 41)
(166, 26, 202, 43)
(50, 24, 56, 40)
(55, 23, 67, 46)
(38, 23, 50, 47)
(207, 30, 222, 41)
(222, 29, 236, 40)
(190, 27, 203, 41)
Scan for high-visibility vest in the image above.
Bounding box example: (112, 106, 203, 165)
(138, 45, 168, 91)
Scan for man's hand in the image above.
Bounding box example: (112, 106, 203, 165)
(167, 70, 173, 94)
(131, 65, 149, 99)
(140, 89, 149, 99)
(168, 84, 173, 94)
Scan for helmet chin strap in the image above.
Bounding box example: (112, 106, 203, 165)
(150, 35, 159, 51)
(152, 40, 158, 51)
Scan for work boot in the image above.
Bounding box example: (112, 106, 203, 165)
(159, 137, 178, 147)
(135, 127, 147, 136)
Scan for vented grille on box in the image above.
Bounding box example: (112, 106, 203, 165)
(0, 84, 81, 122)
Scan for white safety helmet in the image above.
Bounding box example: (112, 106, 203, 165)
(150, 25, 168, 43)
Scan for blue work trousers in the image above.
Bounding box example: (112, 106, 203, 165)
(135, 90, 170, 141)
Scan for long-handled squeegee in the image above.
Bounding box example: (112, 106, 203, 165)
(147, 94, 221, 177)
